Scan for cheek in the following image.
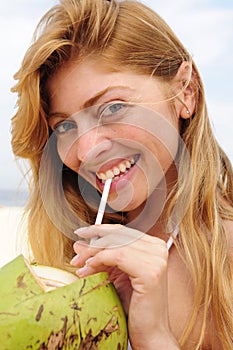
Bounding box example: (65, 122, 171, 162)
(154, 134, 179, 170)
(141, 113, 180, 168)
(57, 137, 80, 170)
(114, 125, 144, 142)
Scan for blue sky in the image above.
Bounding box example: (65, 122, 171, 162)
(1, 0, 233, 192)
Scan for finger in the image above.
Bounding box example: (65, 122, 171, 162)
(74, 228, 166, 262)
(76, 258, 108, 277)
(75, 224, 145, 248)
(74, 224, 123, 238)
(71, 241, 101, 267)
(73, 225, 168, 272)
(76, 224, 165, 245)
(78, 244, 168, 286)
(92, 231, 167, 257)
(93, 246, 168, 272)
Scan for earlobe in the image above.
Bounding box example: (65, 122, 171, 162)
(182, 108, 191, 118)
(180, 104, 192, 119)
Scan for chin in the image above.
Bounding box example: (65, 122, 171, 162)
(108, 194, 146, 214)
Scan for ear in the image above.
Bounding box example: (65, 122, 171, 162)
(173, 61, 198, 119)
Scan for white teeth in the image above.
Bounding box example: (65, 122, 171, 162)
(113, 167, 120, 176)
(130, 157, 135, 165)
(119, 163, 126, 173)
(97, 156, 138, 183)
(97, 172, 107, 181)
(106, 170, 114, 179)
(125, 160, 131, 168)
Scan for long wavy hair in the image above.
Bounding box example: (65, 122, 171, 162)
(11, 0, 233, 348)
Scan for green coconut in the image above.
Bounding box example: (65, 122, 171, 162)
(0, 255, 128, 349)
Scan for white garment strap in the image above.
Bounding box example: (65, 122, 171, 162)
(166, 226, 179, 251)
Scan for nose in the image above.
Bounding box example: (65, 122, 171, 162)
(76, 126, 112, 165)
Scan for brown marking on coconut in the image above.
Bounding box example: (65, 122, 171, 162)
(35, 305, 44, 322)
(38, 316, 68, 350)
(17, 273, 27, 289)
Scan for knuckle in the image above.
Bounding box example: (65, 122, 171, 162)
(115, 248, 127, 266)
(149, 257, 168, 278)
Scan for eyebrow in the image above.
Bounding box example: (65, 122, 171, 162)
(82, 85, 135, 108)
(48, 85, 135, 118)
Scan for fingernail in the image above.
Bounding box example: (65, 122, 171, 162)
(70, 254, 80, 266)
(74, 227, 88, 235)
(85, 257, 94, 266)
(76, 265, 89, 277)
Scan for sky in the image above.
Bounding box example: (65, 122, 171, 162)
(1, 0, 233, 194)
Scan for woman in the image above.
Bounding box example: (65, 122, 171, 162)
(11, 0, 233, 349)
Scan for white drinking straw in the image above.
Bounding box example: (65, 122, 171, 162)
(90, 178, 112, 244)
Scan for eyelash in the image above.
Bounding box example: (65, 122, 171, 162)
(53, 120, 77, 134)
(100, 101, 129, 119)
(52, 101, 129, 135)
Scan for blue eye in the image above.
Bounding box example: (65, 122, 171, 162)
(101, 102, 127, 118)
(54, 120, 77, 134)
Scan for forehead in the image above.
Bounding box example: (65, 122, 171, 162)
(47, 57, 166, 115)
(48, 58, 148, 93)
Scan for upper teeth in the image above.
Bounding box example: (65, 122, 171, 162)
(97, 157, 136, 182)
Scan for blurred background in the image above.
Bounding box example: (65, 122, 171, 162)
(1, 0, 232, 206)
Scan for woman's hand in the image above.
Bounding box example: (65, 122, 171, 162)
(71, 224, 180, 349)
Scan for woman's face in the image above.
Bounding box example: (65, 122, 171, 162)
(47, 58, 183, 214)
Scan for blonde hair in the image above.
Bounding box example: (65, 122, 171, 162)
(11, 0, 233, 348)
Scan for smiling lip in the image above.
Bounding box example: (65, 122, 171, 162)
(96, 154, 140, 191)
